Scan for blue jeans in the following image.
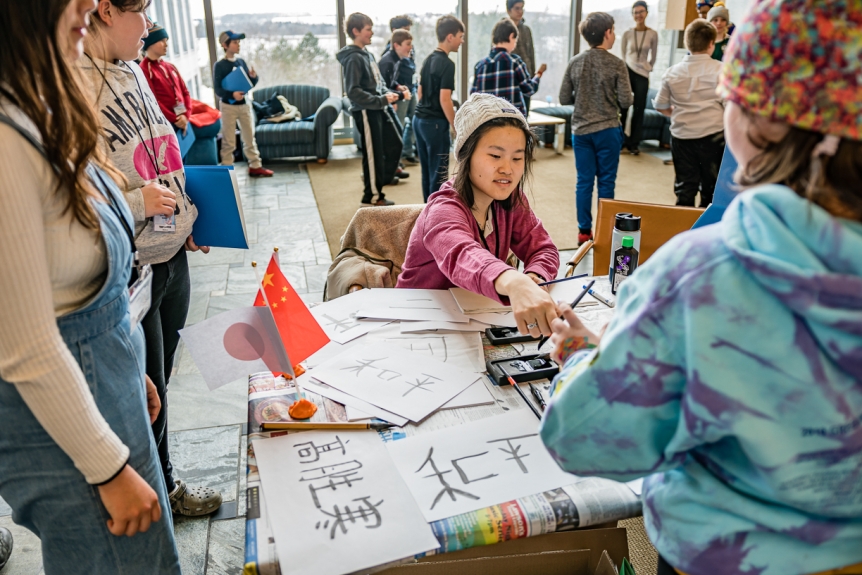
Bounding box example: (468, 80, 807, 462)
(573, 126, 624, 232)
(395, 89, 417, 158)
(0, 166, 180, 575)
(414, 116, 451, 202)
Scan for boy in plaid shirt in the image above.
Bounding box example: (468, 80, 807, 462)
(471, 18, 546, 116)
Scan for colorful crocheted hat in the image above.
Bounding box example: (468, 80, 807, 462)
(719, 0, 862, 141)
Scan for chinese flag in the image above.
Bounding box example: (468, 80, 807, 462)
(253, 255, 330, 365)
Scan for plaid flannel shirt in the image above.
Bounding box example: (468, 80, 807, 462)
(471, 47, 539, 116)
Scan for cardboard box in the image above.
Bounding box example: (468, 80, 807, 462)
(375, 527, 629, 575)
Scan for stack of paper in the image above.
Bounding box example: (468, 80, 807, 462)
(309, 342, 479, 423)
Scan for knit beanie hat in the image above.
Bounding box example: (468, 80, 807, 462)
(707, 2, 729, 21)
(719, 0, 862, 141)
(696, 0, 715, 8)
(143, 22, 168, 51)
(453, 93, 530, 157)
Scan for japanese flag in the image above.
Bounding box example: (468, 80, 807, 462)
(179, 306, 293, 390)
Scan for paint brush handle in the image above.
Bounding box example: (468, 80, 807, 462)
(537, 273, 588, 287)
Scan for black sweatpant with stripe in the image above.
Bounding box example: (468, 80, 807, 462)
(353, 107, 403, 203)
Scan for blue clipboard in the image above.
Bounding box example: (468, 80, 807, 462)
(692, 146, 739, 229)
(176, 126, 196, 159)
(222, 66, 254, 94)
(184, 166, 249, 249)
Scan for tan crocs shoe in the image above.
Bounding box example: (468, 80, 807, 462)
(169, 479, 222, 517)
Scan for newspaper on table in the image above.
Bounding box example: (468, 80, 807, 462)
(253, 430, 439, 575)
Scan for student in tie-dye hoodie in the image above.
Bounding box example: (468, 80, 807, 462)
(540, 2, 862, 575)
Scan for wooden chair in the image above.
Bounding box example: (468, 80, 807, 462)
(565, 199, 705, 277)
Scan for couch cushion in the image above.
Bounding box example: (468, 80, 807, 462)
(255, 121, 315, 146)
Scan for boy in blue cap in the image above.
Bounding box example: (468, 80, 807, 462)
(214, 30, 273, 177)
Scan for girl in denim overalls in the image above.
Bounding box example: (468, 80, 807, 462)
(0, 1, 181, 572)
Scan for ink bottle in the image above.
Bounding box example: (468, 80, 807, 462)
(609, 212, 641, 280)
(612, 236, 639, 295)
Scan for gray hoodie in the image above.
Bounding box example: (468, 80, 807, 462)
(78, 57, 196, 265)
(336, 44, 393, 113)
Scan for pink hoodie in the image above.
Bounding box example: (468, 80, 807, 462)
(396, 180, 559, 302)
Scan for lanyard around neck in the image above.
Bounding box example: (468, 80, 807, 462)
(634, 29, 647, 61)
(85, 53, 161, 178)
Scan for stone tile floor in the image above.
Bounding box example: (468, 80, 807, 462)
(0, 151, 600, 575)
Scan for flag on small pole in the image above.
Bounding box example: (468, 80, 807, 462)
(253, 252, 330, 366)
(252, 251, 330, 419)
(178, 306, 293, 391)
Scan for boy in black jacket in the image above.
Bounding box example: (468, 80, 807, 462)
(213, 30, 273, 177)
(337, 13, 409, 206)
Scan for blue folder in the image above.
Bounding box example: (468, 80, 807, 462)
(184, 166, 249, 249)
(221, 66, 254, 94)
(692, 146, 739, 229)
(176, 126, 196, 159)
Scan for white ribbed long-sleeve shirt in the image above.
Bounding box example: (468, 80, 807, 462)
(0, 103, 130, 484)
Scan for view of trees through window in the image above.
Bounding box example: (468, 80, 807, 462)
(188, 0, 745, 111)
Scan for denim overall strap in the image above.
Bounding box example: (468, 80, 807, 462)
(55, 166, 134, 344)
(0, 116, 181, 574)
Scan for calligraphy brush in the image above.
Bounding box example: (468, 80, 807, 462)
(536, 280, 595, 351)
(507, 376, 542, 420)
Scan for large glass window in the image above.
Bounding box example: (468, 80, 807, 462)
(200, 0, 341, 101)
(468, 0, 571, 106)
(577, 0, 660, 59)
(342, 0, 460, 96)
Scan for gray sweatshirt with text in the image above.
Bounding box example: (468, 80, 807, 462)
(79, 57, 196, 265)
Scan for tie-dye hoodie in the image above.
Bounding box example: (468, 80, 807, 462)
(540, 184, 862, 575)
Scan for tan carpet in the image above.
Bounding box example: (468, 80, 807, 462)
(619, 517, 658, 575)
(307, 147, 676, 257)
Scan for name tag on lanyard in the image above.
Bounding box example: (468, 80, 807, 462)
(129, 264, 153, 333)
(153, 212, 177, 232)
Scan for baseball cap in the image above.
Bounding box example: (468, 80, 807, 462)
(219, 30, 246, 46)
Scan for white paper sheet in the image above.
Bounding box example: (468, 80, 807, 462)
(548, 280, 601, 308)
(449, 283, 601, 319)
(365, 324, 486, 374)
(450, 287, 509, 313)
(310, 290, 393, 344)
(353, 289, 470, 323)
(385, 409, 580, 522)
(305, 334, 367, 369)
(399, 320, 487, 333)
(466, 311, 518, 328)
(310, 343, 477, 423)
(253, 431, 439, 575)
(302, 379, 409, 427)
(345, 405, 373, 421)
(439, 378, 494, 410)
